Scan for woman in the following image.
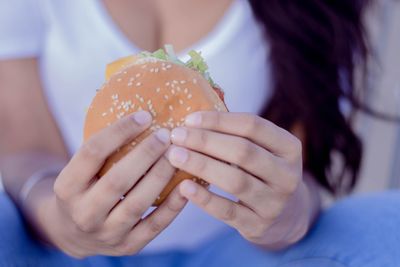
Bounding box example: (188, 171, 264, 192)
(0, 0, 398, 266)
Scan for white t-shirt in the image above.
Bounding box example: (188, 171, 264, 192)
(0, 0, 271, 253)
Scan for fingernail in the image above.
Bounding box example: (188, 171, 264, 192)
(171, 127, 187, 143)
(168, 146, 188, 165)
(185, 113, 202, 126)
(180, 180, 197, 196)
(133, 111, 151, 125)
(156, 128, 171, 144)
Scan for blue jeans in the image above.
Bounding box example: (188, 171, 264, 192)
(1, 191, 399, 267)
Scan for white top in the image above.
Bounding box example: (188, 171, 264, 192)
(0, 0, 271, 253)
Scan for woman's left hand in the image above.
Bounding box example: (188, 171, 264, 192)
(167, 111, 305, 245)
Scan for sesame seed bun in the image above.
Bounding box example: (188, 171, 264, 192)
(83, 56, 227, 206)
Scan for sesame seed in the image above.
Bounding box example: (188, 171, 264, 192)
(171, 89, 175, 94)
(136, 82, 142, 87)
(123, 71, 127, 74)
(186, 106, 192, 111)
(129, 77, 135, 81)
(180, 80, 186, 84)
(187, 94, 192, 99)
(173, 80, 178, 84)
(156, 87, 161, 93)
(166, 82, 170, 86)
(193, 78, 197, 84)
(176, 87, 181, 92)
(154, 68, 159, 73)
(150, 68, 154, 73)
(164, 95, 169, 100)
(162, 67, 167, 71)
(102, 112, 107, 117)
(169, 105, 173, 111)
(184, 88, 188, 94)
(128, 82, 133, 86)
(109, 107, 114, 113)
(141, 64, 147, 69)
(179, 99, 184, 105)
(117, 78, 122, 82)
(136, 73, 141, 78)
(139, 97, 144, 103)
(166, 64, 172, 69)
(135, 94, 140, 99)
(147, 100, 152, 104)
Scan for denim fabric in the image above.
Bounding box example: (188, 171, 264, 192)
(1, 191, 399, 267)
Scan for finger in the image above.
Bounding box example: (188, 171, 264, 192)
(116, 188, 187, 255)
(171, 127, 279, 181)
(166, 145, 277, 216)
(184, 111, 302, 158)
(178, 179, 264, 239)
(104, 156, 176, 239)
(57, 111, 152, 195)
(81, 128, 171, 226)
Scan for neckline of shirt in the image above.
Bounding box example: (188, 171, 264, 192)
(90, 0, 249, 60)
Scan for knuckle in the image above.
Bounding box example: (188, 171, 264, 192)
(97, 231, 118, 245)
(150, 162, 170, 181)
(147, 217, 165, 234)
(208, 112, 221, 129)
(114, 117, 136, 139)
(165, 196, 185, 213)
(220, 202, 237, 222)
(142, 137, 164, 159)
(197, 129, 209, 148)
(199, 191, 213, 207)
(71, 206, 97, 233)
(80, 140, 103, 161)
(244, 115, 262, 136)
(235, 140, 256, 166)
(104, 176, 126, 195)
(192, 155, 207, 174)
(126, 199, 147, 219)
(228, 171, 250, 195)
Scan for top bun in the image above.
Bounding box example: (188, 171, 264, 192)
(83, 49, 227, 206)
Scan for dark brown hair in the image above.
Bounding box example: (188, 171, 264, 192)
(248, 0, 370, 194)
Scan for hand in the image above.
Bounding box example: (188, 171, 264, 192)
(44, 111, 187, 258)
(167, 111, 304, 245)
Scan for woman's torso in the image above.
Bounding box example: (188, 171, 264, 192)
(38, 0, 271, 253)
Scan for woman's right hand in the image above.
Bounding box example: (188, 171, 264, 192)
(43, 111, 187, 258)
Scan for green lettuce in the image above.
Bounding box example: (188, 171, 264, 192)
(138, 45, 218, 87)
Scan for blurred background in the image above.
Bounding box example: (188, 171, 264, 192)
(353, 0, 400, 193)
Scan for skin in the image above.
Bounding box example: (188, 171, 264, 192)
(0, 0, 320, 258)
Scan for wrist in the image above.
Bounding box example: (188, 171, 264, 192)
(254, 180, 313, 250)
(22, 177, 59, 247)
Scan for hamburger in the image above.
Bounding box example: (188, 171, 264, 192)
(84, 45, 228, 206)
